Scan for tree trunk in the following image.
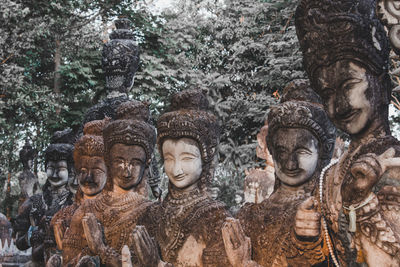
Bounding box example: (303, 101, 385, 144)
(54, 39, 61, 114)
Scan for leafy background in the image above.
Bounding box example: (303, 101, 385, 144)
(1, 0, 399, 215)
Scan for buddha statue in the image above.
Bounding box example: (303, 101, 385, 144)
(45, 118, 109, 266)
(135, 89, 232, 267)
(222, 82, 336, 267)
(296, 0, 400, 265)
(13, 129, 76, 266)
(64, 100, 156, 266)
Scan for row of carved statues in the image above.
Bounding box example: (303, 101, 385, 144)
(9, 0, 400, 266)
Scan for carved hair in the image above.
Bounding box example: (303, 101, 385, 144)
(103, 100, 156, 166)
(157, 89, 220, 189)
(267, 83, 336, 166)
(44, 129, 76, 171)
(19, 141, 37, 169)
(73, 118, 110, 170)
(295, 0, 390, 86)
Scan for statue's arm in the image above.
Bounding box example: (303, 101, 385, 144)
(81, 213, 122, 267)
(287, 197, 326, 266)
(341, 149, 400, 265)
(353, 188, 400, 266)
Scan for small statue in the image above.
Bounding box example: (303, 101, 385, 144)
(296, 0, 400, 265)
(229, 190, 244, 216)
(13, 129, 76, 265)
(136, 89, 232, 267)
(82, 17, 161, 199)
(18, 140, 40, 205)
(47, 118, 109, 266)
(243, 124, 275, 204)
(64, 100, 156, 266)
(223, 83, 336, 266)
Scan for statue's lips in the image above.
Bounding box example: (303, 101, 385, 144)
(81, 182, 97, 187)
(282, 170, 302, 177)
(49, 177, 61, 182)
(337, 110, 359, 123)
(173, 175, 186, 181)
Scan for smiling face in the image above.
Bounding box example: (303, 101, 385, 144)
(271, 128, 319, 188)
(315, 60, 378, 135)
(46, 160, 69, 189)
(77, 156, 107, 197)
(162, 138, 203, 192)
(109, 144, 147, 191)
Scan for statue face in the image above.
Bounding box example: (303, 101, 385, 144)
(315, 60, 377, 135)
(46, 160, 69, 188)
(272, 128, 319, 187)
(162, 138, 202, 191)
(234, 194, 243, 205)
(77, 156, 107, 197)
(210, 187, 220, 200)
(68, 172, 78, 194)
(109, 143, 146, 190)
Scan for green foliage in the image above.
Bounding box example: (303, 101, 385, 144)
(1, 0, 306, 211)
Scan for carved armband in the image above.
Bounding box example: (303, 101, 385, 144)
(287, 228, 326, 266)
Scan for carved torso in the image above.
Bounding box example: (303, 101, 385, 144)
(140, 189, 231, 267)
(322, 135, 400, 266)
(63, 190, 151, 265)
(13, 187, 73, 263)
(238, 187, 324, 267)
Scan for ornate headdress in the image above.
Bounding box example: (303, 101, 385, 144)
(73, 118, 110, 170)
(102, 18, 140, 94)
(157, 90, 220, 165)
(157, 90, 220, 189)
(267, 81, 336, 165)
(103, 100, 156, 165)
(44, 128, 75, 169)
(295, 0, 390, 84)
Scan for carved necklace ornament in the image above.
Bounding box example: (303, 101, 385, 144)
(319, 135, 400, 265)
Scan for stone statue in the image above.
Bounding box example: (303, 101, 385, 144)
(222, 83, 336, 267)
(45, 118, 110, 266)
(135, 89, 232, 267)
(82, 17, 161, 199)
(0, 213, 11, 246)
(13, 129, 76, 266)
(63, 100, 156, 266)
(17, 141, 40, 206)
(243, 120, 274, 204)
(229, 190, 244, 216)
(296, 0, 400, 265)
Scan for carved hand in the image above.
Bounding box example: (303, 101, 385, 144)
(121, 245, 132, 267)
(53, 219, 65, 250)
(221, 217, 256, 267)
(294, 197, 321, 241)
(342, 148, 400, 204)
(82, 213, 106, 254)
(131, 225, 162, 267)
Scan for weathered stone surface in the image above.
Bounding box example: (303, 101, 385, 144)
(137, 90, 231, 267)
(296, 0, 400, 265)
